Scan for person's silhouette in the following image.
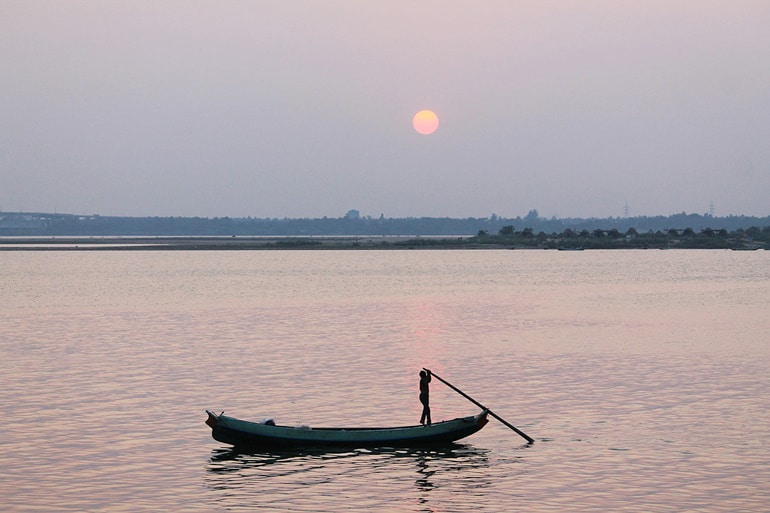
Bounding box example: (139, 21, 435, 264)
(419, 369, 432, 425)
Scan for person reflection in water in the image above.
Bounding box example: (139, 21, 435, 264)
(419, 369, 432, 426)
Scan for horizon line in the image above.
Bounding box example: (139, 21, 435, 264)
(2, 210, 770, 220)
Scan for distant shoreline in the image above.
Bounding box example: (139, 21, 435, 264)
(0, 235, 765, 251)
(0, 235, 463, 251)
(2, 211, 769, 241)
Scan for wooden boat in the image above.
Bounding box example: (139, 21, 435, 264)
(205, 409, 489, 448)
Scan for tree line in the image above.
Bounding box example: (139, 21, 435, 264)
(465, 225, 769, 250)
(1, 210, 768, 241)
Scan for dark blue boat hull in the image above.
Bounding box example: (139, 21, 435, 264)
(206, 410, 489, 449)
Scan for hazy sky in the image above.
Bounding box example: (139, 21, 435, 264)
(2, 1, 769, 219)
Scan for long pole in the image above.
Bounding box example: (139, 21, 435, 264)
(425, 368, 534, 444)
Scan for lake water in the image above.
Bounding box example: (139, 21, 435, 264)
(1, 249, 768, 512)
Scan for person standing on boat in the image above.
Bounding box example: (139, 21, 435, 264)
(419, 369, 432, 425)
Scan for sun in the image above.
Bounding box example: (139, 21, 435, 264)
(412, 110, 439, 135)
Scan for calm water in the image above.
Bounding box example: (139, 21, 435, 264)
(1, 250, 768, 512)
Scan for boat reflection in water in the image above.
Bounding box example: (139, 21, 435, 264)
(205, 444, 496, 511)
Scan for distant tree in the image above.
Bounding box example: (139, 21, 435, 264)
(682, 228, 695, 237)
(625, 227, 639, 237)
(524, 209, 539, 222)
(593, 229, 605, 238)
(477, 230, 488, 237)
(521, 227, 534, 238)
(498, 225, 514, 236)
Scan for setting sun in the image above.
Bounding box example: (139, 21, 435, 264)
(412, 110, 439, 135)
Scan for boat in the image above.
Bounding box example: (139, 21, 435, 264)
(205, 409, 489, 448)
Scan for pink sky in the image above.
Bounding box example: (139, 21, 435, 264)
(2, 1, 768, 218)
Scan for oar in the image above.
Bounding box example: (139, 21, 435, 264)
(424, 368, 534, 444)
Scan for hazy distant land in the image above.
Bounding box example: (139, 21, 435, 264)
(1, 211, 767, 250)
